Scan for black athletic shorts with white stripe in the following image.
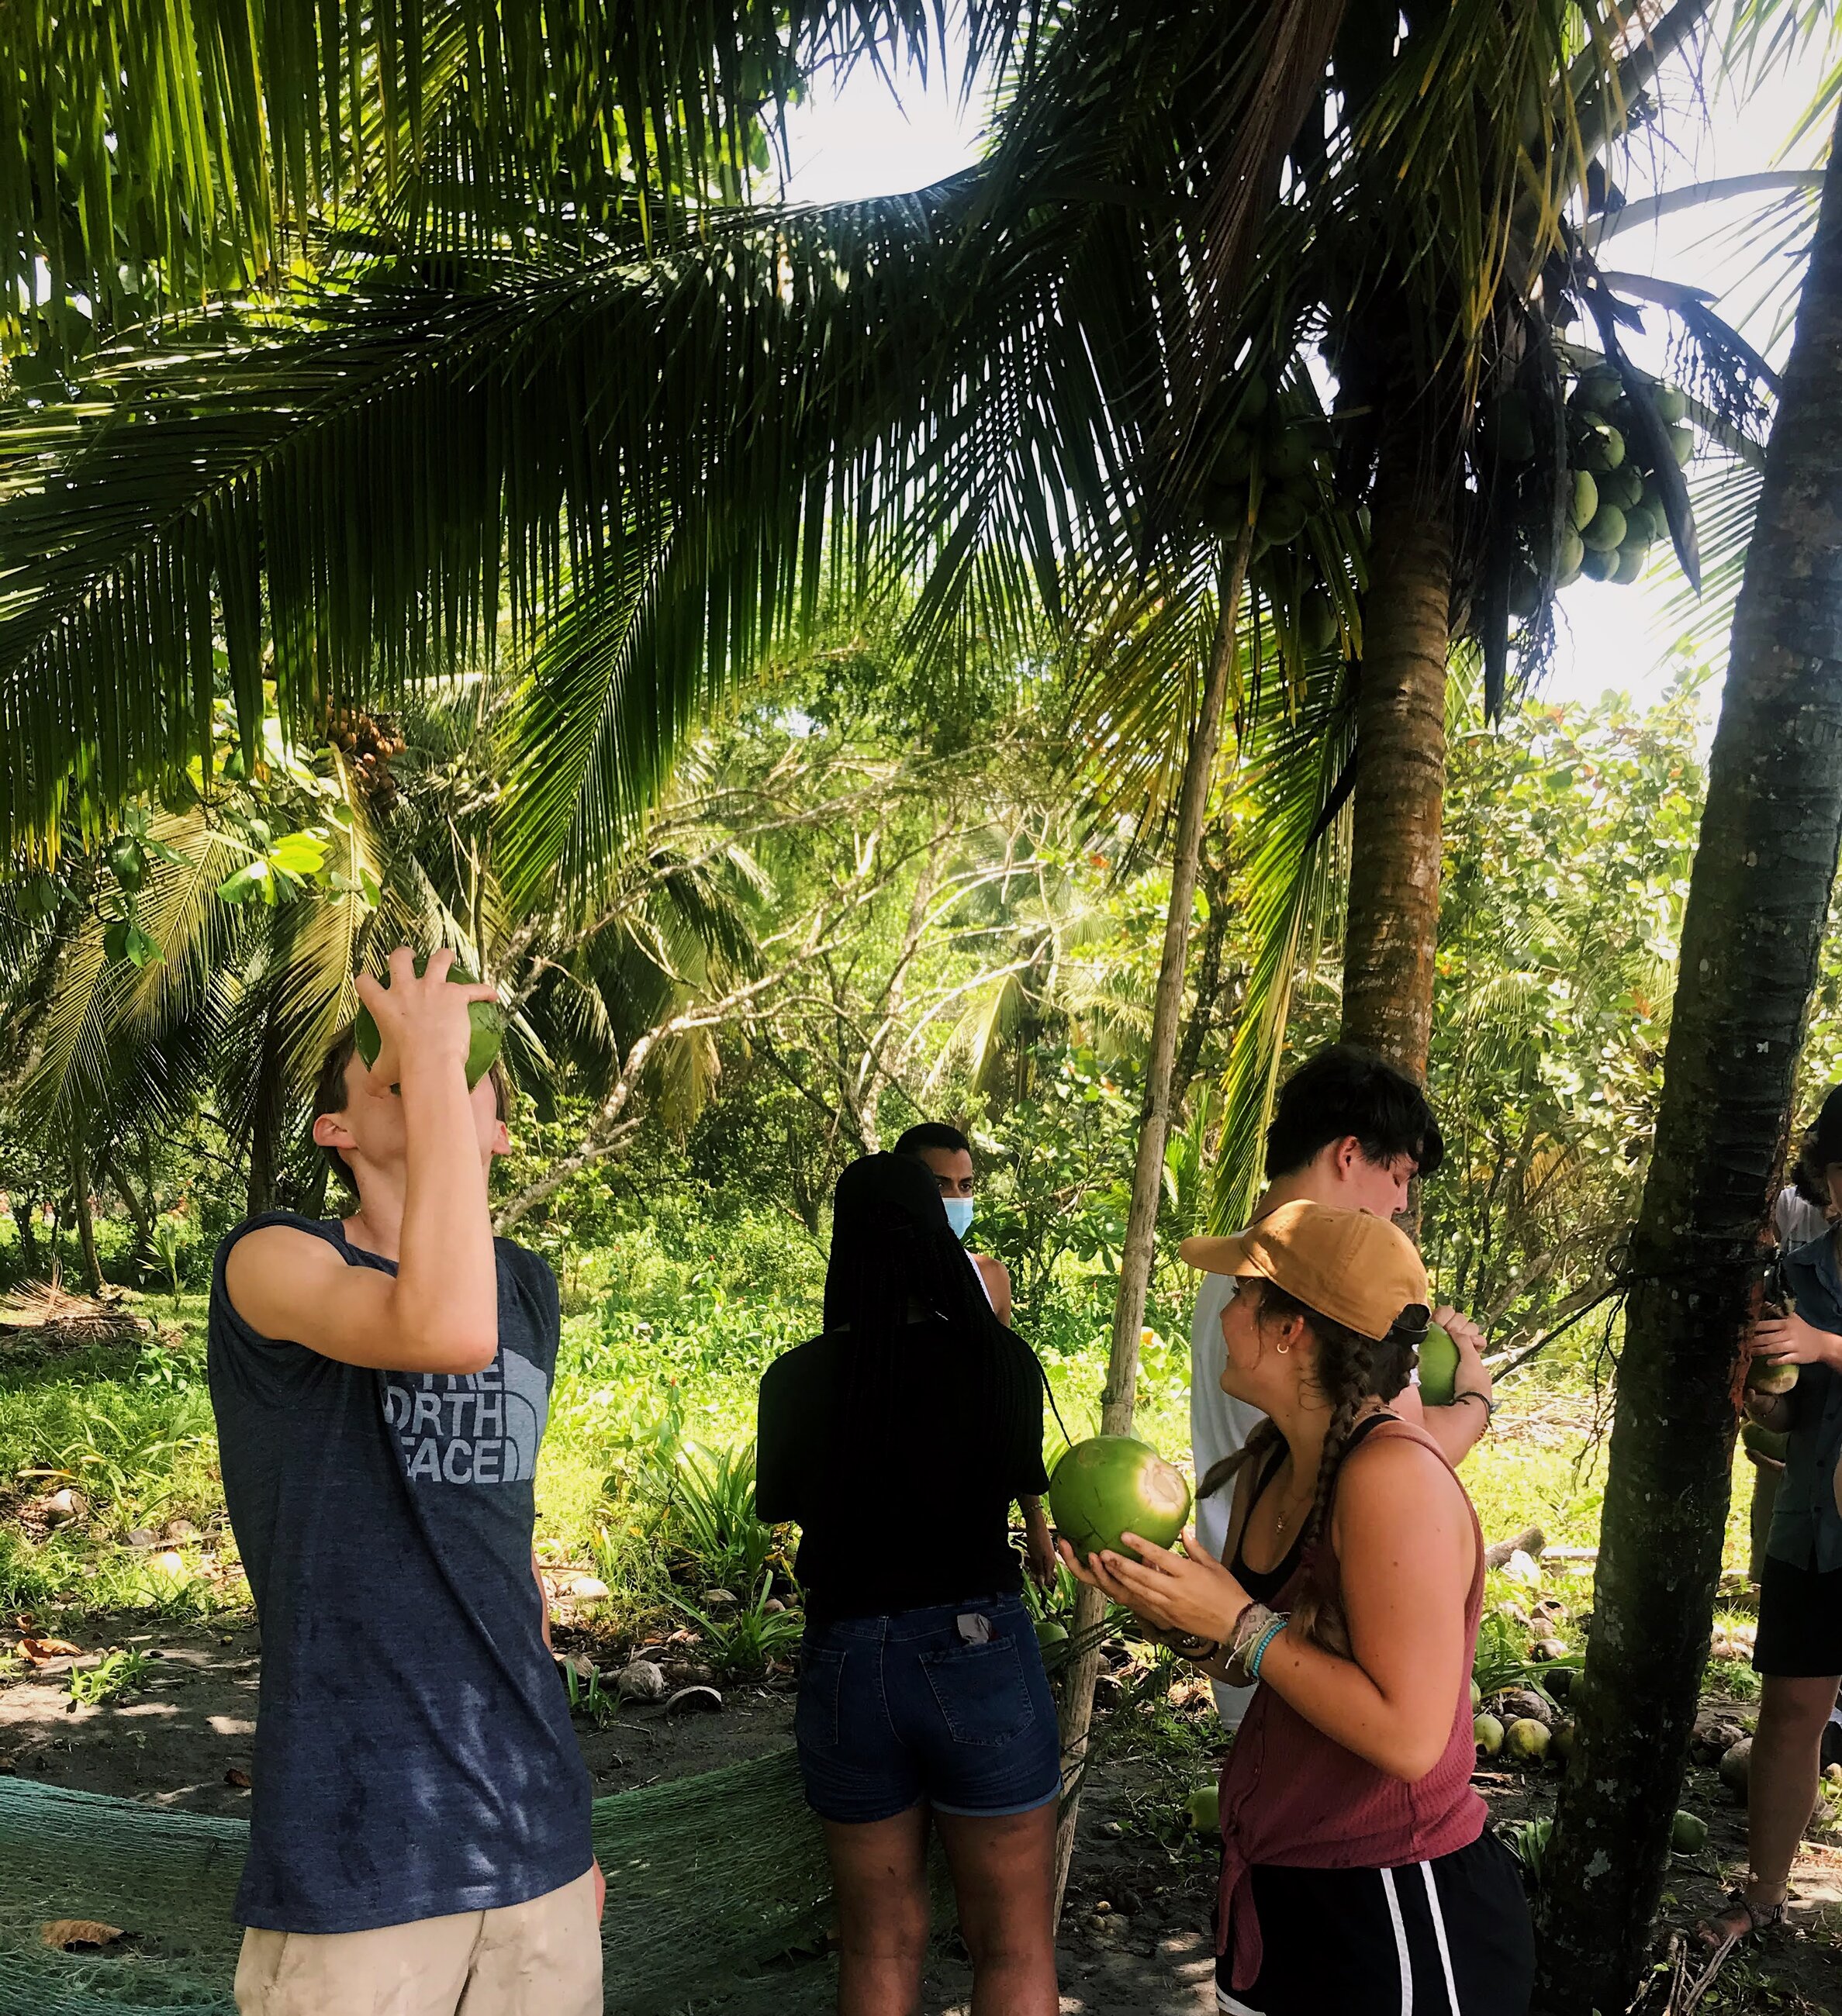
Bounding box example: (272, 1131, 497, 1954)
(1217, 1829, 1534, 2016)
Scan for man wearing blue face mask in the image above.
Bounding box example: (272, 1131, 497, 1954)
(893, 1122, 1013, 1324)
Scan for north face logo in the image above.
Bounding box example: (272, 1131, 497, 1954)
(383, 1347, 551, 1485)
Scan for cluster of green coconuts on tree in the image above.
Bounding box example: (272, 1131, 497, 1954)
(1488, 364, 1695, 612)
(1203, 378, 1342, 657)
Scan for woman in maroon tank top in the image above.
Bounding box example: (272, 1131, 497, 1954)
(1060, 1202, 1533, 2016)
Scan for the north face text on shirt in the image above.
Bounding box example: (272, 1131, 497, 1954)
(383, 1348, 551, 1486)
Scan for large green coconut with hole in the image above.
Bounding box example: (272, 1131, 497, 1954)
(354, 958, 506, 1092)
(1418, 1321, 1460, 1407)
(1049, 1435, 1192, 1566)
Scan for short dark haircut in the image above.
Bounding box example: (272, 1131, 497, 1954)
(1264, 1044, 1443, 1183)
(313, 1024, 511, 1193)
(893, 1121, 972, 1159)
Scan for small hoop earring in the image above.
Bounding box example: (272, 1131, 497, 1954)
(1276, 1341, 1290, 1356)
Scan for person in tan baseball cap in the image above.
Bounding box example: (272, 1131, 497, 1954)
(1057, 1200, 1526, 2015)
(1179, 1198, 1431, 1344)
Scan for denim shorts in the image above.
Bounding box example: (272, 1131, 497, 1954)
(793, 1593, 1062, 1824)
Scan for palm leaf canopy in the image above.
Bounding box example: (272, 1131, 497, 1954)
(0, 0, 1778, 877)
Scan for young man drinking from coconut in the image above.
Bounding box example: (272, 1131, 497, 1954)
(1191, 1045, 1494, 1725)
(207, 948, 601, 2016)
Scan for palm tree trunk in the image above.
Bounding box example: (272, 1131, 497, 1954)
(1053, 529, 1251, 1914)
(1339, 408, 1454, 1075)
(68, 1134, 103, 1296)
(246, 990, 289, 1217)
(1535, 102, 1842, 2015)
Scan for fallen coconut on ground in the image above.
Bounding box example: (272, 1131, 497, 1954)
(1474, 1713, 1505, 1758)
(1504, 1718, 1551, 1765)
(1187, 1783, 1220, 1833)
(1671, 1811, 1709, 1854)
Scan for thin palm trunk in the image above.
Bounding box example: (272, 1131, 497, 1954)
(1052, 527, 1252, 1914)
(246, 990, 289, 1217)
(1535, 102, 1842, 2015)
(68, 1134, 103, 1296)
(1339, 406, 1454, 1075)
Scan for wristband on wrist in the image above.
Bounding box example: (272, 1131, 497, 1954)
(1453, 1389, 1496, 1421)
(1245, 1614, 1287, 1682)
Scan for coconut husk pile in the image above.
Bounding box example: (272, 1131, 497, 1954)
(0, 1280, 145, 1352)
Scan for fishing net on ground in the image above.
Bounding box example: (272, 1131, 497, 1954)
(0, 1621, 1125, 2016)
(0, 1752, 842, 2016)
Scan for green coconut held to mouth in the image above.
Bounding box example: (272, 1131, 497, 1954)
(1049, 1434, 1192, 1566)
(1417, 1320, 1459, 1407)
(354, 959, 506, 1093)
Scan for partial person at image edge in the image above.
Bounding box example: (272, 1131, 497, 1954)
(1190, 1044, 1495, 1728)
(206, 951, 600, 2016)
(1699, 1082, 1842, 1959)
(755, 1151, 1062, 2016)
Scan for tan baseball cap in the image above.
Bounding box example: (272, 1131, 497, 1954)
(1178, 1200, 1429, 1341)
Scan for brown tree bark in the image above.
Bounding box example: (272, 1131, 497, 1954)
(1339, 409, 1454, 1075)
(1535, 100, 1842, 2014)
(1053, 529, 1252, 1914)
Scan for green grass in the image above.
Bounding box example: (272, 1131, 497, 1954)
(0, 1248, 1761, 1657)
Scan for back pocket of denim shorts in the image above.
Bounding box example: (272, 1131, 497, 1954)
(919, 1638, 1036, 1747)
(794, 1645, 846, 1750)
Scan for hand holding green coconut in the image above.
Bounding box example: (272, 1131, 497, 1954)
(353, 949, 504, 1096)
(1748, 1307, 1842, 1381)
(1056, 1518, 1255, 1652)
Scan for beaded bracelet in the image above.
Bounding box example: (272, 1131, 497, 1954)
(1245, 1614, 1287, 1682)
(1219, 1600, 1286, 1687)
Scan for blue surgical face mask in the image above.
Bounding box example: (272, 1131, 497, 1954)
(943, 1196, 976, 1241)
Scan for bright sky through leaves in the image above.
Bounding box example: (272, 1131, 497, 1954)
(779, 35, 1834, 717)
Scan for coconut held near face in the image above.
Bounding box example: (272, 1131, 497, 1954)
(1049, 1435, 1192, 1565)
(354, 958, 506, 1093)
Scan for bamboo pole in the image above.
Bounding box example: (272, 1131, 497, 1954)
(1052, 527, 1252, 1915)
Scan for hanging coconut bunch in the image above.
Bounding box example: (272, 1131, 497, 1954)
(1481, 355, 1696, 640)
(1198, 376, 1334, 558)
(325, 707, 408, 813)
(1557, 363, 1693, 589)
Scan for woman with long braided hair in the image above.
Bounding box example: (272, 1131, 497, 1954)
(1062, 1200, 1533, 2016)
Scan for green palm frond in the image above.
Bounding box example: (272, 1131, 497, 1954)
(1207, 643, 1354, 1233)
(0, 0, 1035, 352)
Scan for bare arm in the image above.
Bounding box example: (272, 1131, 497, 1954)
(973, 1253, 1013, 1325)
(1251, 1440, 1474, 1780)
(223, 951, 499, 1374)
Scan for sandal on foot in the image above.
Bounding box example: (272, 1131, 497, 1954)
(1694, 1889, 1785, 1959)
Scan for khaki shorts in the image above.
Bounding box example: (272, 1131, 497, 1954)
(233, 1867, 602, 2016)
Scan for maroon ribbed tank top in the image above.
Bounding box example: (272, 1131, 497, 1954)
(1214, 1416, 1487, 1991)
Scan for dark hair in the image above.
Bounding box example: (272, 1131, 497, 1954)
(892, 1120, 973, 1159)
(313, 1024, 511, 1193)
(1785, 1085, 1842, 1207)
(821, 1153, 1047, 1480)
(1265, 1044, 1444, 1183)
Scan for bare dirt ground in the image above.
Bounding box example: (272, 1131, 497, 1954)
(2, 1618, 1838, 2013)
